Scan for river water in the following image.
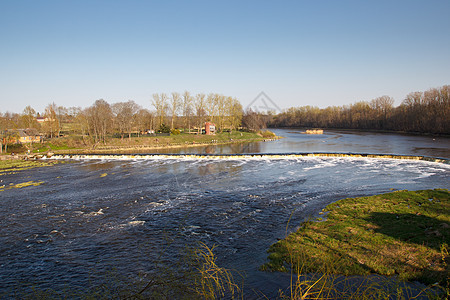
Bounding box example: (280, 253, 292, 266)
(141, 128, 450, 158)
(1, 129, 449, 298)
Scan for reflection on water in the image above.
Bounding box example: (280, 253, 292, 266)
(142, 141, 263, 155)
(140, 129, 450, 158)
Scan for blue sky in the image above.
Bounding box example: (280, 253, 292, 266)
(1, 0, 449, 114)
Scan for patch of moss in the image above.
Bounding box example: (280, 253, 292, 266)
(0, 160, 61, 176)
(0, 180, 44, 191)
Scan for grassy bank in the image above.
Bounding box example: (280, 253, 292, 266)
(5, 130, 278, 154)
(263, 190, 449, 288)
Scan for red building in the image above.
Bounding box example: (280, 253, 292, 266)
(205, 122, 216, 135)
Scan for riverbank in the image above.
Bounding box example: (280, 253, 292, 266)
(54, 135, 279, 155)
(263, 189, 449, 292)
(1, 130, 278, 156)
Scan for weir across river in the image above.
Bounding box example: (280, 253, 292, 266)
(47, 152, 449, 164)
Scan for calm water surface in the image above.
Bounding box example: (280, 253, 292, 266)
(149, 128, 450, 158)
(1, 129, 449, 297)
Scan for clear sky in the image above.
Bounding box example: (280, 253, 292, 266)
(1, 0, 449, 114)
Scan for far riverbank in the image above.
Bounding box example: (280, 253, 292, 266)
(1, 130, 279, 158)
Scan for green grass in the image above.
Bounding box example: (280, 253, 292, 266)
(262, 189, 450, 287)
(33, 144, 76, 153)
(138, 131, 267, 144)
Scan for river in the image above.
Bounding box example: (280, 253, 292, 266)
(137, 128, 450, 158)
(1, 129, 449, 298)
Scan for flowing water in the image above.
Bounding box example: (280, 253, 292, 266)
(134, 128, 450, 158)
(1, 129, 449, 297)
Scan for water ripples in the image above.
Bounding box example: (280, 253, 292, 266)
(0, 156, 449, 296)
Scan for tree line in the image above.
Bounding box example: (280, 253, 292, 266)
(0, 91, 244, 146)
(1, 85, 448, 150)
(269, 85, 449, 135)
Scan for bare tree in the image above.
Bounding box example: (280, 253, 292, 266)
(242, 108, 266, 132)
(0, 113, 8, 153)
(135, 109, 154, 135)
(182, 91, 193, 130)
(216, 94, 226, 132)
(112, 100, 141, 140)
(42, 103, 59, 138)
(73, 108, 90, 145)
(437, 85, 450, 133)
(371, 95, 394, 129)
(194, 93, 206, 133)
(86, 99, 113, 144)
(21, 105, 38, 129)
(169, 92, 181, 129)
(66, 107, 82, 135)
(0, 112, 23, 152)
(152, 93, 168, 129)
(402, 92, 424, 132)
(205, 93, 218, 124)
(229, 97, 243, 132)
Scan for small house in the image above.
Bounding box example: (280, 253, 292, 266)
(5, 128, 42, 144)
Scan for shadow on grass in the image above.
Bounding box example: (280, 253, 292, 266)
(365, 212, 449, 285)
(366, 212, 449, 251)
